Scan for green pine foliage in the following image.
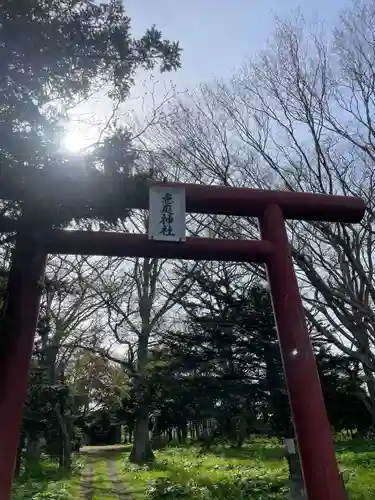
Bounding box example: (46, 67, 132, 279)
(0, 0, 181, 228)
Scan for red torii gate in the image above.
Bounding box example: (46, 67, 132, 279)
(0, 182, 365, 500)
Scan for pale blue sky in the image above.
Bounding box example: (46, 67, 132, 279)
(126, 0, 352, 91)
(65, 0, 353, 151)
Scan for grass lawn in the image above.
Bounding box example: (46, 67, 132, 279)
(113, 438, 375, 500)
(116, 439, 290, 499)
(12, 455, 84, 499)
(10, 438, 375, 499)
(337, 439, 375, 498)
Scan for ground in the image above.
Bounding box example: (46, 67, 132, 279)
(11, 438, 375, 499)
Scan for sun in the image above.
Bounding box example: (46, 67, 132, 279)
(62, 121, 98, 153)
(63, 129, 86, 153)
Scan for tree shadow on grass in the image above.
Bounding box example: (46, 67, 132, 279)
(13, 455, 84, 499)
(120, 447, 288, 498)
(15, 456, 77, 484)
(204, 441, 285, 462)
(145, 464, 288, 499)
(13, 469, 73, 499)
(335, 438, 375, 454)
(80, 444, 132, 457)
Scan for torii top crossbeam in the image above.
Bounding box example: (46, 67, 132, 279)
(0, 180, 366, 230)
(151, 183, 365, 222)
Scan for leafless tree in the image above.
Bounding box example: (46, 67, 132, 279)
(42, 255, 107, 380)
(77, 212, 197, 462)
(152, 2, 375, 423)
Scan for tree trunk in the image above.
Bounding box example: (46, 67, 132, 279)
(177, 428, 182, 443)
(363, 364, 375, 432)
(180, 420, 187, 443)
(14, 432, 25, 477)
(54, 404, 72, 471)
(25, 435, 41, 460)
(359, 333, 375, 432)
(129, 320, 153, 463)
(129, 406, 154, 463)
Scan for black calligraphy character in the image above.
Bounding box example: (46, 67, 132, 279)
(160, 192, 175, 236)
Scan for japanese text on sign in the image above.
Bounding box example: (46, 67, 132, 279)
(148, 186, 186, 241)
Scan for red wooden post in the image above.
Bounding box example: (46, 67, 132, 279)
(259, 204, 345, 500)
(0, 235, 47, 500)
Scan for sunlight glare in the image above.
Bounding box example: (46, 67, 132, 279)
(63, 130, 86, 153)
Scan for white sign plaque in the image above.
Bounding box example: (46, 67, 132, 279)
(285, 438, 296, 455)
(148, 186, 186, 242)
